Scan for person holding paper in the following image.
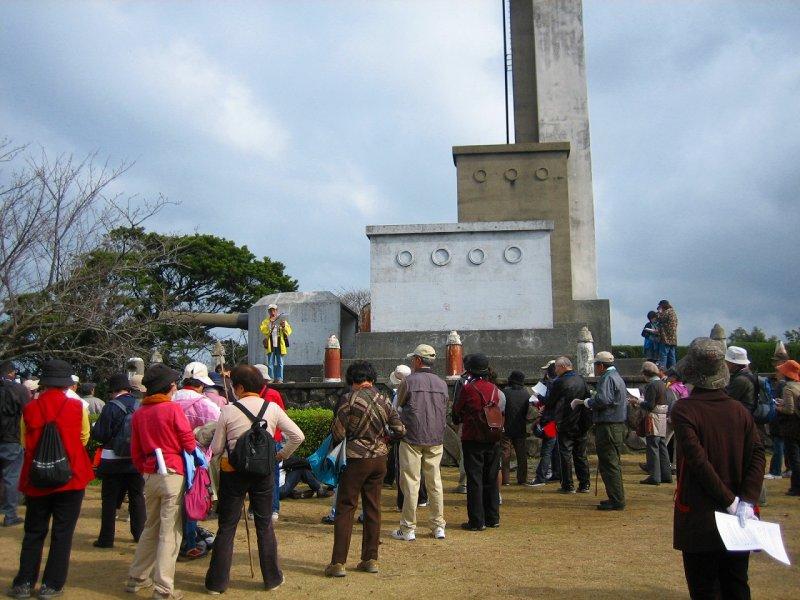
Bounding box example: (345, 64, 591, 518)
(126, 364, 197, 600)
(630, 361, 672, 485)
(671, 337, 765, 600)
(571, 351, 627, 510)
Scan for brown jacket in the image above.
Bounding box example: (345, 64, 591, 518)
(672, 388, 765, 552)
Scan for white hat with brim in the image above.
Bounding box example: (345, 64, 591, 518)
(268, 304, 278, 310)
(725, 346, 750, 366)
(406, 344, 436, 360)
(182, 361, 215, 386)
(389, 364, 412, 387)
(253, 363, 272, 382)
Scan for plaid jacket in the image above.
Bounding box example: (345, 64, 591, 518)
(331, 386, 405, 459)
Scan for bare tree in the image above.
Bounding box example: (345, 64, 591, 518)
(0, 138, 202, 378)
(336, 287, 370, 315)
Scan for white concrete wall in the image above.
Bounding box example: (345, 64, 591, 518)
(368, 222, 553, 333)
(247, 292, 351, 366)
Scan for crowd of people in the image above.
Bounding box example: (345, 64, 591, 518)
(0, 300, 798, 599)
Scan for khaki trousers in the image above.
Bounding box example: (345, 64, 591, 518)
(398, 441, 445, 532)
(128, 472, 184, 595)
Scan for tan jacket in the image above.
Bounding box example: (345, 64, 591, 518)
(778, 380, 800, 416)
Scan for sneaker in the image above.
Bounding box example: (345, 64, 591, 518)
(356, 559, 379, 573)
(271, 512, 279, 522)
(433, 526, 446, 539)
(6, 583, 31, 599)
(125, 577, 153, 593)
(764, 473, 779, 480)
(390, 528, 415, 541)
(557, 487, 576, 494)
(37, 586, 63, 599)
(324, 563, 346, 577)
(205, 589, 221, 596)
(418, 502, 428, 507)
(460, 522, 485, 531)
(525, 479, 546, 487)
(321, 514, 335, 525)
(179, 542, 209, 561)
(577, 485, 590, 494)
(265, 574, 285, 591)
(152, 591, 183, 600)
(2, 515, 23, 527)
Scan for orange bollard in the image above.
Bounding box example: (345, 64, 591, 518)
(324, 334, 342, 382)
(446, 330, 464, 380)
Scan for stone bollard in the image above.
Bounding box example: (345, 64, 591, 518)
(324, 334, 342, 383)
(150, 348, 163, 365)
(446, 331, 464, 380)
(576, 326, 594, 377)
(710, 323, 727, 353)
(211, 340, 226, 371)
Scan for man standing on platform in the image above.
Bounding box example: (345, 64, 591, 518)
(391, 344, 448, 541)
(572, 351, 627, 510)
(259, 304, 292, 383)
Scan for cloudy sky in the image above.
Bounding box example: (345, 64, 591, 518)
(1, 1, 798, 344)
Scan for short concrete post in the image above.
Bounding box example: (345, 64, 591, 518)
(211, 340, 226, 371)
(126, 357, 145, 377)
(576, 326, 594, 377)
(324, 335, 342, 383)
(710, 323, 727, 353)
(446, 330, 464, 380)
(150, 348, 163, 365)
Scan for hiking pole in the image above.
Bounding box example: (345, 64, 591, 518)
(241, 499, 255, 579)
(594, 459, 599, 497)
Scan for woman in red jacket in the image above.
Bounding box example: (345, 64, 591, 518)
(9, 359, 93, 600)
(125, 364, 196, 600)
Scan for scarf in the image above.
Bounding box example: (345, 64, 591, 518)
(142, 393, 172, 405)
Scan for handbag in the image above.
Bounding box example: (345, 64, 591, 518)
(308, 433, 347, 487)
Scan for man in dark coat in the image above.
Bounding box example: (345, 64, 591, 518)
(550, 357, 591, 493)
(672, 338, 765, 599)
(500, 371, 530, 485)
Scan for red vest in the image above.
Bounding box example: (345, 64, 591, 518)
(19, 388, 94, 497)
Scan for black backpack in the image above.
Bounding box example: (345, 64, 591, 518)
(0, 381, 22, 441)
(227, 401, 276, 476)
(30, 399, 73, 488)
(108, 398, 137, 458)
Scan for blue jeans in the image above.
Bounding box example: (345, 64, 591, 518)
(659, 344, 677, 369)
(182, 519, 198, 551)
(267, 349, 284, 382)
(278, 469, 322, 499)
(535, 436, 561, 481)
(769, 435, 785, 476)
(0, 442, 23, 519)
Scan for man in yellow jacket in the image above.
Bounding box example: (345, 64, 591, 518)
(259, 303, 292, 382)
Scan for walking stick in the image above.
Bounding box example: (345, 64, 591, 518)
(241, 499, 255, 579)
(594, 459, 599, 497)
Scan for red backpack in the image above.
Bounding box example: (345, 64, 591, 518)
(467, 381, 504, 443)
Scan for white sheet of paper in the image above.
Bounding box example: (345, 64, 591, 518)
(532, 381, 548, 397)
(714, 512, 791, 565)
(626, 388, 641, 400)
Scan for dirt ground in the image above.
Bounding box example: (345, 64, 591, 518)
(1, 456, 798, 599)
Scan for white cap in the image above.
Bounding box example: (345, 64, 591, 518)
(725, 346, 750, 366)
(389, 364, 411, 387)
(182, 361, 214, 386)
(268, 303, 278, 310)
(253, 363, 272, 382)
(24, 379, 39, 392)
(71, 374, 80, 384)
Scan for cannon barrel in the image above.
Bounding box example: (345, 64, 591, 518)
(162, 311, 249, 330)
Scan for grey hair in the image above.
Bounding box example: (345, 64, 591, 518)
(554, 356, 572, 370)
(420, 355, 435, 367)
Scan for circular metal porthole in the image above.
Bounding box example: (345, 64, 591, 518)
(467, 248, 485, 265)
(473, 169, 487, 183)
(504, 246, 523, 264)
(535, 167, 549, 181)
(504, 168, 518, 182)
(431, 248, 451, 266)
(396, 250, 414, 267)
